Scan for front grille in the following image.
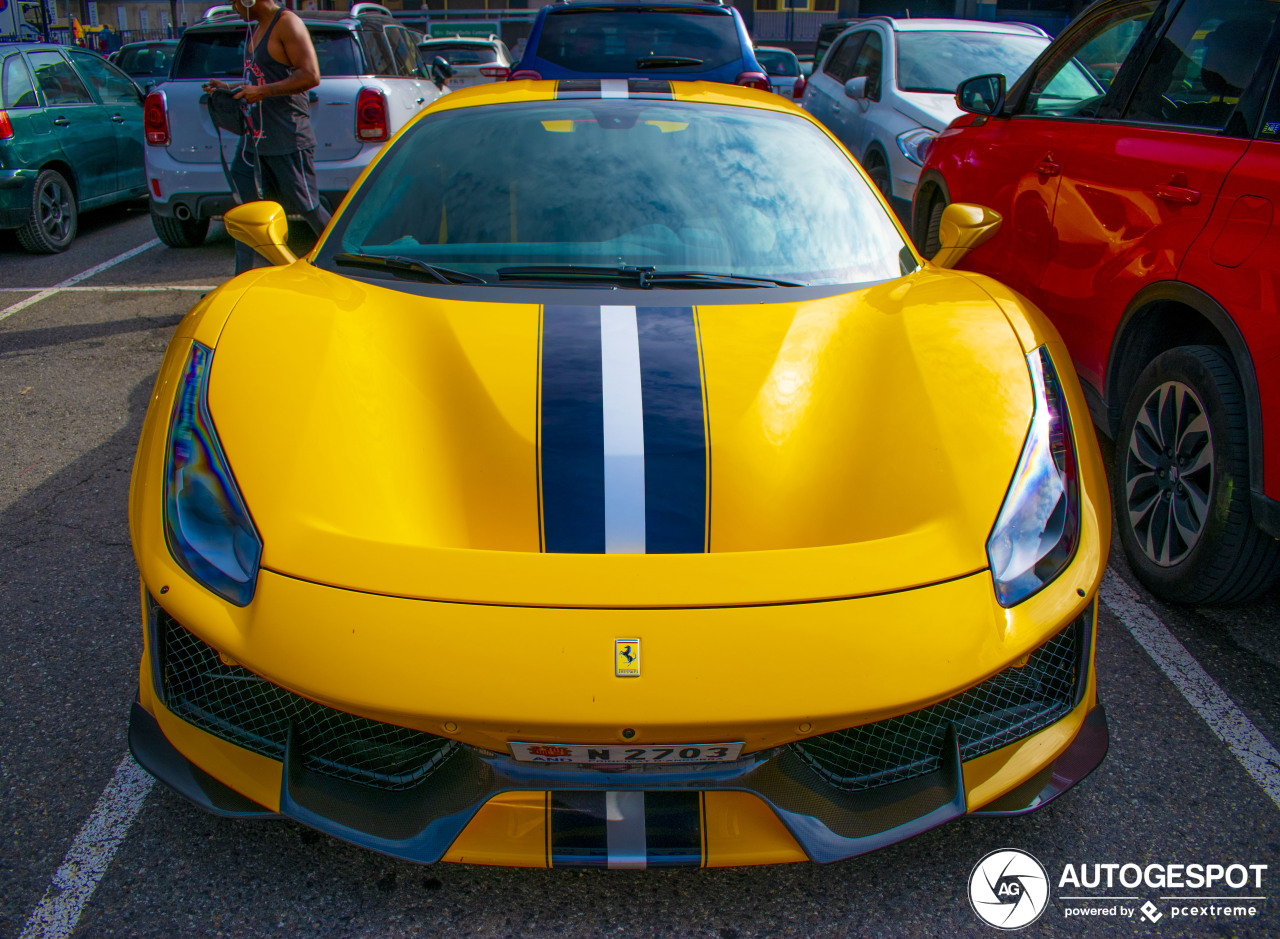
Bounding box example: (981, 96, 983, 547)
(154, 605, 455, 790)
(793, 614, 1086, 792)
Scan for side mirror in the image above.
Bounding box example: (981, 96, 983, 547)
(224, 201, 297, 266)
(956, 73, 1005, 116)
(843, 75, 867, 100)
(431, 55, 453, 87)
(931, 203, 1002, 269)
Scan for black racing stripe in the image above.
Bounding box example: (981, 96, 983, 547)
(628, 78, 673, 99)
(549, 791, 609, 867)
(637, 306, 707, 554)
(541, 305, 605, 553)
(556, 78, 603, 98)
(644, 791, 703, 867)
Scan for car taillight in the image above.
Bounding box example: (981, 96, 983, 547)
(0, 110, 12, 140)
(144, 91, 169, 146)
(792, 75, 806, 99)
(480, 66, 509, 79)
(355, 87, 388, 142)
(735, 71, 770, 92)
(508, 69, 542, 81)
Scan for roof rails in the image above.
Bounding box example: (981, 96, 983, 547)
(349, 2, 394, 16)
(200, 4, 238, 20)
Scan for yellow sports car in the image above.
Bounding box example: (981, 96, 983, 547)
(128, 80, 1110, 868)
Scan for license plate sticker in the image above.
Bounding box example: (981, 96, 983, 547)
(508, 742, 744, 764)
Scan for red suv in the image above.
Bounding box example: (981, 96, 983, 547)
(913, 0, 1280, 604)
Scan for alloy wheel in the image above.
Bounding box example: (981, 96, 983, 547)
(1124, 380, 1214, 567)
(39, 178, 72, 244)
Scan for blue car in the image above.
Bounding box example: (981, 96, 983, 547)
(509, 0, 769, 90)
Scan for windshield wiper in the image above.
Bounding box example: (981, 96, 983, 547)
(333, 253, 487, 285)
(635, 56, 704, 69)
(496, 265, 804, 288)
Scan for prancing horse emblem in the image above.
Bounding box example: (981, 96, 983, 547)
(615, 638, 641, 678)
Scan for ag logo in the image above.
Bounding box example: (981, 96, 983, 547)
(968, 849, 1050, 929)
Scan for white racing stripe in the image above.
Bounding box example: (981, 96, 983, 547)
(600, 305, 646, 553)
(600, 79, 630, 99)
(18, 754, 154, 939)
(1101, 569, 1280, 811)
(0, 238, 162, 322)
(605, 791, 647, 869)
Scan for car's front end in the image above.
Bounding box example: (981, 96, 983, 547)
(129, 82, 1110, 867)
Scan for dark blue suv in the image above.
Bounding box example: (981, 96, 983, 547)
(509, 0, 769, 90)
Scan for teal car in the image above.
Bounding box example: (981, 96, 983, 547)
(0, 44, 146, 253)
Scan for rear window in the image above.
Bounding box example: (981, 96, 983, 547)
(534, 10, 742, 73)
(421, 43, 499, 65)
(756, 49, 798, 76)
(115, 43, 176, 77)
(172, 28, 362, 79)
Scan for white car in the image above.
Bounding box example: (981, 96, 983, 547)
(801, 17, 1049, 217)
(417, 35, 513, 89)
(754, 45, 802, 97)
(145, 5, 448, 247)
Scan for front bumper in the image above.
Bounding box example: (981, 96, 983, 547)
(132, 585, 1108, 867)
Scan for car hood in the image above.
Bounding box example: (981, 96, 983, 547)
(205, 264, 1032, 606)
(894, 91, 961, 133)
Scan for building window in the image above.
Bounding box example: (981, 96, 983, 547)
(755, 0, 779, 9)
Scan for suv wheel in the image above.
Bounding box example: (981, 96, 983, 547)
(151, 208, 210, 248)
(16, 169, 77, 254)
(921, 196, 946, 260)
(862, 149, 892, 201)
(1115, 346, 1280, 604)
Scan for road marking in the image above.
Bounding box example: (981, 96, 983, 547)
(0, 238, 162, 323)
(1101, 569, 1280, 811)
(0, 285, 216, 293)
(18, 754, 154, 939)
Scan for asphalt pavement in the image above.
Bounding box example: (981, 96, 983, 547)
(1, 204, 1278, 939)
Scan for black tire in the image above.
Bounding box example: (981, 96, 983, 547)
(16, 169, 77, 253)
(1114, 345, 1280, 604)
(862, 149, 892, 201)
(151, 208, 210, 248)
(921, 196, 946, 260)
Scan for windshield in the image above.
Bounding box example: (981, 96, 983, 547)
(317, 101, 908, 287)
(534, 10, 742, 72)
(896, 31, 1048, 93)
(756, 49, 799, 76)
(172, 28, 362, 79)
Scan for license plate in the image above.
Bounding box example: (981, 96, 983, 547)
(509, 742, 744, 764)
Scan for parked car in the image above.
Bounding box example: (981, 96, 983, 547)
(802, 17, 1050, 217)
(0, 44, 146, 253)
(813, 17, 858, 70)
(128, 79, 1110, 868)
(145, 5, 447, 249)
(797, 53, 814, 77)
(109, 39, 179, 87)
(509, 0, 769, 90)
(418, 35, 512, 88)
(914, 0, 1280, 603)
(754, 45, 802, 97)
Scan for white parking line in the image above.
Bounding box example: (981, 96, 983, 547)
(18, 754, 154, 939)
(1101, 568, 1280, 811)
(0, 285, 216, 293)
(0, 238, 162, 323)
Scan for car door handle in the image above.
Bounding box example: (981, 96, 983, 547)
(1035, 160, 1060, 176)
(52, 117, 70, 126)
(111, 113, 125, 123)
(1155, 185, 1201, 205)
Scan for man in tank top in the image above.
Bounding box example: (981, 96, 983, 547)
(202, 0, 329, 274)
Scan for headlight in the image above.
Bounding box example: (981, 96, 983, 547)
(896, 127, 937, 166)
(987, 347, 1080, 607)
(164, 342, 262, 606)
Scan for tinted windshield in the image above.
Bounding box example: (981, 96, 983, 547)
(318, 101, 907, 287)
(172, 28, 361, 78)
(534, 10, 742, 72)
(115, 43, 176, 77)
(756, 49, 798, 76)
(896, 31, 1048, 93)
(421, 42, 499, 64)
